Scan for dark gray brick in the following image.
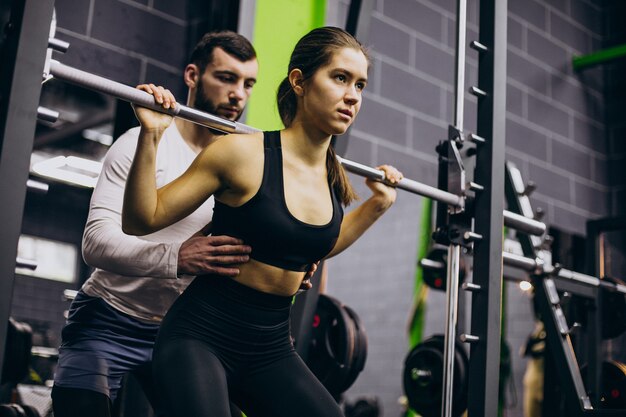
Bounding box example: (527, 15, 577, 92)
(468, 0, 479, 26)
(592, 155, 609, 185)
(527, 95, 570, 135)
(54, 34, 143, 86)
(526, 161, 572, 203)
(153, 0, 187, 20)
(411, 116, 446, 155)
(466, 62, 478, 87)
(505, 152, 528, 178)
(607, 96, 626, 125)
(369, 16, 412, 66)
(91, 1, 186, 67)
(343, 136, 374, 166)
(437, 0, 455, 14)
(463, 97, 477, 134)
(144, 64, 185, 99)
(55, 0, 91, 34)
(377, 146, 438, 186)
(570, 0, 602, 35)
(509, 0, 547, 30)
(546, 0, 569, 13)
(446, 16, 479, 49)
(413, 36, 454, 84)
(551, 74, 603, 120)
(573, 117, 606, 153)
(610, 125, 626, 154)
(353, 97, 408, 143)
(382, 0, 445, 42)
(608, 160, 626, 187)
(508, 16, 524, 50)
(527, 29, 569, 71)
(506, 118, 549, 161)
(551, 140, 592, 180)
(507, 50, 549, 95)
(574, 182, 609, 214)
(507, 82, 524, 117)
(549, 11, 591, 53)
(380, 62, 443, 118)
(613, 189, 626, 215)
(550, 205, 589, 235)
(575, 65, 603, 95)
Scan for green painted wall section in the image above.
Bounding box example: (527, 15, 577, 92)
(246, 0, 326, 131)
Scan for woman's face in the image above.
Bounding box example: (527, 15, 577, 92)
(300, 47, 368, 136)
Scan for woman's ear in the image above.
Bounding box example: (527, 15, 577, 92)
(288, 69, 305, 96)
(184, 64, 200, 88)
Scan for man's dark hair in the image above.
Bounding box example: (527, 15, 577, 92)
(189, 31, 257, 74)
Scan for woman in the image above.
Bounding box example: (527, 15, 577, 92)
(122, 27, 402, 417)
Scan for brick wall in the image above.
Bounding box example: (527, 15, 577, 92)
(604, 0, 626, 215)
(11, 0, 195, 363)
(325, 0, 611, 416)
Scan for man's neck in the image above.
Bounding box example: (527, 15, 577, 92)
(174, 118, 220, 153)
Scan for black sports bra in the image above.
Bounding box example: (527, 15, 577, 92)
(211, 131, 344, 272)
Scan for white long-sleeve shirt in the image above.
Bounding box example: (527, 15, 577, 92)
(81, 124, 214, 323)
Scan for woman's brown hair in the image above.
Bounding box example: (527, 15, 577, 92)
(276, 27, 369, 206)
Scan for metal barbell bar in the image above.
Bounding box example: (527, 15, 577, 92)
(46, 59, 546, 237)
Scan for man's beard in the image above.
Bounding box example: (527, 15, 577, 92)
(194, 82, 241, 122)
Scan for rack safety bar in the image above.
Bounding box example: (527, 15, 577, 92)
(502, 252, 626, 295)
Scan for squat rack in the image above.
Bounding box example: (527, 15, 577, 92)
(1, 1, 607, 417)
(0, 1, 522, 415)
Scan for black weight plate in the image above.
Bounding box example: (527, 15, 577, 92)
(403, 335, 468, 417)
(306, 294, 355, 396)
(341, 305, 367, 392)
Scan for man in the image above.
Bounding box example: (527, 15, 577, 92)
(51, 31, 260, 417)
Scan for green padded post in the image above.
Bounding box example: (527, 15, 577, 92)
(572, 43, 626, 71)
(246, 0, 326, 131)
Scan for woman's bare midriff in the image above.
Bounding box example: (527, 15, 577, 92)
(232, 258, 307, 296)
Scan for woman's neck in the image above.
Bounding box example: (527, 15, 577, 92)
(282, 123, 331, 167)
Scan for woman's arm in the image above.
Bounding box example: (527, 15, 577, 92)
(326, 165, 402, 258)
(121, 85, 235, 235)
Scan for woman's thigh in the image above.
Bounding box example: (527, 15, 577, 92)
(153, 338, 232, 417)
(236, 353, 344, 417)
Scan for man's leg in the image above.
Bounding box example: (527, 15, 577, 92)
(51, 386, 113, 417)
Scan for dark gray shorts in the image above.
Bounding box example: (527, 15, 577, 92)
(53, 291, 160, 401)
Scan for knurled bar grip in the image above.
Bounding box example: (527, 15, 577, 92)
(49, 60, 546, 237)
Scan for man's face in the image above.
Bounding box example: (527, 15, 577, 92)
(193, 47, 258, 121)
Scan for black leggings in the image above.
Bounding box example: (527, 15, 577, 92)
(51, 362, 161, 417)
(153, 276, 343, 417)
